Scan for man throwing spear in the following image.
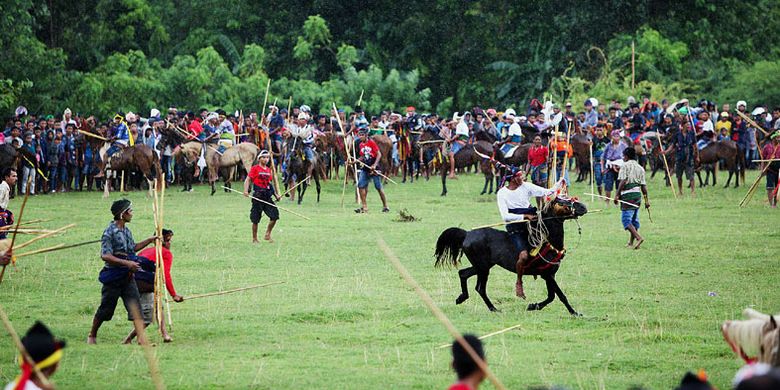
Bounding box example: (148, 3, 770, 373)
(244, 151, 281, 243)
(496, 168, 555, 299)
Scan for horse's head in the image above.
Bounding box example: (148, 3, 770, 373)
(546, 197, 588, 220)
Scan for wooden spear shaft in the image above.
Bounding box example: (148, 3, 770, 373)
(78, 129, 108, 141)
(436, 324, 523, 349)
(281, 175, 311, 197)
(584, 192, 642, 209)
(735, 110, 770, 137)
(127, 304, 166, 390)
(377, 239, 507, 390)
(0, 304, 53, 389)
(656, 132, 677, 199)
(349, 158, 398, 184)
(257, 79, 271, 147)
(183, 281, 285, 300)
(739, 163, 771, 207)
(14, 224, 76, 251)
(14, 240, 100, 259)
(589, 143, 595, 202)
(223, 186, 311, 220)
(333, 103, 362, 206)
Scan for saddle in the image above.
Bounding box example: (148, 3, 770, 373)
(501, 144, 520, 158)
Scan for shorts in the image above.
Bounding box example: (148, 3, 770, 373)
(127, 292, 154, 324)
(358, 170, 382, 190)
(767, 169, 778, 190)
(604, 169, 618, 191)
(94, 277, 141, 322)
(250, 194, 279, 223)
(508, 230, 529, 253)
(593, 161, 604, 186)
(675, 161, 694, 180)
(450, 141, 465, 154)
(621, 208, 640, 230)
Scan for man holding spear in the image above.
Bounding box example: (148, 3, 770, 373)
(0, 168, 17, 239)
(244, 151, 281, 243)
(614, 147, 649, 249)
(354, 127, 389, 214)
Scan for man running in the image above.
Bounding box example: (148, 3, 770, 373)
(355, 128, 389, 213)
(496, 168, 554, 299)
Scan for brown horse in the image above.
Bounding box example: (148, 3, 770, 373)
(570, 134, 591, 183)
(177, 141, 260, 195)
(696, 140, 745, 188)
(440, 140, 493, 196)
(101, 144, 162, 198)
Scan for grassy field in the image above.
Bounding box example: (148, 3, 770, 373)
(0, 168, 777, 389)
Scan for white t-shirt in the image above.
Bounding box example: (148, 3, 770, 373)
(496, 183, 553, 222)
(508, 123, 523, 137)
(0, 181, 10, 210)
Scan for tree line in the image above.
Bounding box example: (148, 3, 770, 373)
(2, 0, 779, 118)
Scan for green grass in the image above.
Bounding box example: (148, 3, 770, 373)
(0, 169, 777, 389)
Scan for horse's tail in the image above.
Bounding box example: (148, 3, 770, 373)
(434, 227, 467, 268)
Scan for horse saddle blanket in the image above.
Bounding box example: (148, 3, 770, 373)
(523, 243, 566, 274)
(501, 144, 520, 158)
(218, 139, 234, 150)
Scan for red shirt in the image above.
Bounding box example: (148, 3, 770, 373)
(137, 247, 177, 297)
(358, 139, 380, 161)
(248, 164, 273, 189)
(188, 120, 203, 138)
(528, 145, 548, 167)
(762, 142, 780, 159)
(448, 383, 473, 390)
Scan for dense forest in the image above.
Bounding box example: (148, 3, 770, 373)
(2, 0, 780, 117)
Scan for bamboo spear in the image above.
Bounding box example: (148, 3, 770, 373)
(14, 224, 76, 251)
(584, 192, 642, 209)
(0, 304, 53, 389)
(14, 240, 100, 259)
(78, 130, 108, 141)
(436, 324, 523, 349)
(281, 175, 311, 197)
(589, 142, 595, 202)
(223, 186, 310, 220)
(735, 110, 770, 137)
(127, 304, 165, 390)
(257, 79, 271, 147)
(656, 132, 677, 199)
(333, 103, 362, 207)
(183, 281, 285, 301)
(357, 89, 364, 107)
(739, 164, 771, 207)
(348, 158, 398, 184)
(378, 239, 506, 390)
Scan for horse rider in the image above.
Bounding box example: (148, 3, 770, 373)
(288, 112, 316, 181)
(107, 113, 130, 158)
(499, 111, 523, 156)
(496, 168, 555, 299)
(447, 112, 471, 179)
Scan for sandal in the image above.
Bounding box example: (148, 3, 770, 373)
(354, 208, 367, 214)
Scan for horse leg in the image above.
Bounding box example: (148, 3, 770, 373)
(314, 173, 321, 203)
(724, 170, 733, 188)
(440, 169, 447, 196)
(298, 180, 308, 205)
(551, 277, 579, 316)
(696, 171, 704, 187)
(527, 276, 555, 311)
(456, 267, 477, 305)
(480, 175, 489, 195)
(474, 271, 498, 312)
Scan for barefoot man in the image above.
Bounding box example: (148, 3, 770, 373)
(615, 147, 649, 249)
(244, 150, 280, 243)
(496, 168, 555, 299)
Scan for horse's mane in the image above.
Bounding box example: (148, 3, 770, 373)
(722, 309, 780, 362)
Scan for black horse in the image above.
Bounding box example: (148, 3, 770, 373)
(434, 197, 587, 315)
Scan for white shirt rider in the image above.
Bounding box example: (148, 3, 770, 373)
(496, 182, 554, 222)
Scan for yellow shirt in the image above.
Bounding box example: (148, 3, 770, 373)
(715, 120, 732, 135)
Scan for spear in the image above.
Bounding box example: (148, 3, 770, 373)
(584, 192, 642, 209)
(281, 175, 311, 197)
(436, 324, 523, 349)
(14, 240, 101, 259)
(223, 186, 311, 220)
(183, 281, 285, 301)
(257, 78, 271, 147)
(13, 224, 76, 251)
(357, 89, 364, 107)
(377, 239, 507, 390)
(348, 158, 398, 184)
(333, 103, 362, 207)
(656, 131, 677, 199)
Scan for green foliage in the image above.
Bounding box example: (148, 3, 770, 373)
(721, 60, 780, 108)
(5, 2, 780, 117)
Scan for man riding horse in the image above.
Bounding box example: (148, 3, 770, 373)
(496, 167, 557, 299)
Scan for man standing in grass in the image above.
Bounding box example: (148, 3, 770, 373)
(88, 199, 158, 344)
(354, 128, 389, 214)
(615, 147, 649, 249)
(244, 151, 281, 243)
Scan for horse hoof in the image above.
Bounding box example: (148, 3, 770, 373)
(455, 296, 467, 305)
(488, 306, 499, 312)
(527, 303, 540, 311)
(570, 312, 582, 317)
